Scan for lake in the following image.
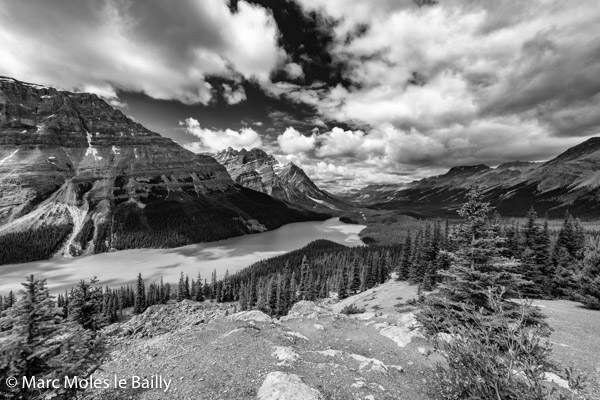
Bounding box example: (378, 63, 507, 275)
(0, 218, 365, 294)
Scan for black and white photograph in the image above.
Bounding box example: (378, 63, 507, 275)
(1, 0, 599, 399)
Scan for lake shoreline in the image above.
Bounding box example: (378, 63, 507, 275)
(0, 218, 366, 294)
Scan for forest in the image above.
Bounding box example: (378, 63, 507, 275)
(1, 187, 600, 399)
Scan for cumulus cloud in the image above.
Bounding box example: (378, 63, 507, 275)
(222, 84, 247, 105)
(277, 127, 316, 154)
(181, 118, 263, 153)
(284, 62, 305, 79)
(277, 0, 600, 188)
(0, 0, 285, 105)
(83, 84, 127, 108)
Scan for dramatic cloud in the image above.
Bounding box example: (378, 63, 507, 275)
(2, 0, 599, 191)
(0, 0, 284, 105)
(277, 127, 316, 154)
(284, 63, 305, 79)
(182, 118, 263, 153)
(271, 0, 600, 189)
(222, 84, 247, 105)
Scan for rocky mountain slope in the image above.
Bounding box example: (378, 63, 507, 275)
(361, 138, 600, 218)
(214, 147, 346, 212)
(0, 76, 326, 264)
(80, 277, 594, 400)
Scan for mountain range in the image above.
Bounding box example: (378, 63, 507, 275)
(357, 138, 600, 218)
(3, 74, 600, 265)
(0, 76, 327, 264)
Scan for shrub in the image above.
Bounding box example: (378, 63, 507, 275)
(418, 289, 586, 400)
(340, 304, 365, 315)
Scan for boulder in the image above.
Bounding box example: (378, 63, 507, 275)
(229, 310, 273, 323)
(282, 301, 333, 320)
(257, 372, 324, 400)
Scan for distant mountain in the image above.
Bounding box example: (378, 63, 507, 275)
(0, 76, 327, 264)
(358, 138, 600, 218)
(214, 147, 345, 212)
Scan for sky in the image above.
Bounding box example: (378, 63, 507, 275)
(1, 0, 600, 192)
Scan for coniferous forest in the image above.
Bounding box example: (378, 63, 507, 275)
(1, 187, 600, 399)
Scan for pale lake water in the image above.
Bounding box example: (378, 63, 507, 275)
(0, 218, 365, 294)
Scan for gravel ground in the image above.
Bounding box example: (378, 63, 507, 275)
(77, 285, 600, 400)
(534, 300, 600, 399)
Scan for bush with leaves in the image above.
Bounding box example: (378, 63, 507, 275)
(419, 289, 586, 400)
(340, 304, 365, 315)
(0, 275, 106, 399)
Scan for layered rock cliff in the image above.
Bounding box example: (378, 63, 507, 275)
(0, 76, 326, 264)
(214, 147, 342, 211)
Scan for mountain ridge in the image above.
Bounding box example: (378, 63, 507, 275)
(0, 76, 328, 264)
(214, 147, 345, 212)
(359, 137, 600, 218)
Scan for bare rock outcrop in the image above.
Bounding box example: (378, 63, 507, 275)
(281, 301, 334, 320)
(257, 372, 324, 400)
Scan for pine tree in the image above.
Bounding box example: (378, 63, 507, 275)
(350, 257, 361, 294)
(211, 270, 217, 301)
(68, 277, 106, 331)
(184, 275, 191, 300)
(576, 242, 600, 309)
(398, 234, 412, 280)
(426, 186, 541, 321)
(194, 272, 204, 301)
(133, 273, 146, 314)
(337, 265, 349, 299)
(222, 270, 231, 302)
(0, 275, 106, 399)
(299, 255, 310, 299)
(268, 275, 279, 316)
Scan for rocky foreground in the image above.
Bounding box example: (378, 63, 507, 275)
(82, 279, 599, 400)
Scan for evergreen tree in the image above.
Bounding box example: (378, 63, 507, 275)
(299, 255, 310, 299)
(337, 265, 349, 299)
(350, 257, 362, 294)
(133, 273, 146, 314)
(194, 272, 204, 302)
(0, 275, 106, 400)
(398, 234, 412, 280)
(211, 270, 217, 301)
(268, 275, 279, 316)
(68, 277, 106, 331)
(426, 186, 541, 322)
(576, 243, 600, 309)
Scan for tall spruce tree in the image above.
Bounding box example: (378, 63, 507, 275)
(424, 186, 541, 321)
(133, 273, 146, 314)
(350, 257, 362, 294)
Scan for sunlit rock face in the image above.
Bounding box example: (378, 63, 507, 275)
(214, 147, 338, 210)
(0, 77, 325, 261)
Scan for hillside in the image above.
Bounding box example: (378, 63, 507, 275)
(360, 137, 600, 218)
(0, 77, 327, 265)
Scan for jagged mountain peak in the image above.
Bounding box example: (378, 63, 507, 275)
(214, 147, 341, 211)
